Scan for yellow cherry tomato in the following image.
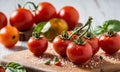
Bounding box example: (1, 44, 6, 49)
(43, 18, 68, 42)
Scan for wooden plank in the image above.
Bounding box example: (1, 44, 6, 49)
(1, 43, 120, 72)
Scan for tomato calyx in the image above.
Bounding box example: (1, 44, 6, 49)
(106, 29, 115, 37)
(74, 38, 85, 45)
(84, 32, 94, 39)
(60, 31, 69, 40)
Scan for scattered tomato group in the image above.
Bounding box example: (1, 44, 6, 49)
(1, 1, 120, 66)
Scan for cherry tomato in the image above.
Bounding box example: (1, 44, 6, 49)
(43, 18, 68, 42)
(0, 12, 7, 29)
(58, 6, 79, 30)
(66, 42, 92, 64)
(53, 36, 71, 57)
(84, 37, 99, 56)
(10, 8, 34, 31)
(35, 2, 57, 24)
(0, 66, 5, 72)
(27, 37, 48, 56)
(99, 33, 120, 54)
(0, 26, 19, 48)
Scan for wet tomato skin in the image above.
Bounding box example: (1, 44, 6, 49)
(27, 37, 48, 56)
(99, 33, 120, 54)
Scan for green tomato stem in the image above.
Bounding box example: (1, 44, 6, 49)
(75, 16, 92, 44)
(23, 1, 38, 12)
(18, 4, 22, 8)
(69, 16, 92, 39)
(60, 31, 69, 40)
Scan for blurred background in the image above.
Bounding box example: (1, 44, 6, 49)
(0, 0, 120, 28)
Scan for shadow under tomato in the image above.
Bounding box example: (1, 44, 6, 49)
(8, 46, 27, 51)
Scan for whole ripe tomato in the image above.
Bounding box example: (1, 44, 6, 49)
(58, 6, 79, 30)
(66, 42, 92, 64)
(84, 37, 99, 56)
(53, 36, 71, 57)
(0, 12, 7, 29)
(99, 33, 120, 54)
(10, 8, 34, 31)
(27, 37, 48, 56)
(35, 2, 57, 24)
(0, 26, 19, 48)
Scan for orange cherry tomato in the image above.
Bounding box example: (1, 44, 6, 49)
(0, 26, 19, 48)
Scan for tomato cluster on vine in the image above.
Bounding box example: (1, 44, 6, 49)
(28, 16, 120, 65)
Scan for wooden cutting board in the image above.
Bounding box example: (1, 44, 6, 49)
(1, 43, 120, 72)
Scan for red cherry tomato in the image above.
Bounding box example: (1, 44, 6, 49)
(99, 33, 120, 54)
(58, 6, 79, 30)
(27, 37, 48, 56)
(53, 36, 71, 57)
(0, 26, 19, 48)
(0, 12, 7, 29)
(10, 8, 34, 31)
(84, 37, 99, 56)
(35, 2, 57, 24)
(66, 42, 92, 64)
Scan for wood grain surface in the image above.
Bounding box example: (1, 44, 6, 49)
(1, 43, 120, 72)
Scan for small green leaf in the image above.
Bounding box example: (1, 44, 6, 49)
(93, 26, 105, 35)
(94, 19, 120, 36)
(5, 62, 26, 72)
(103, 20, 120, 32)
(44, 60, 51, 65)
(54, 56, 59, 62)
(32, 22, 47, 38)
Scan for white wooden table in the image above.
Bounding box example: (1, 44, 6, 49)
(0, 0, 120, 58)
